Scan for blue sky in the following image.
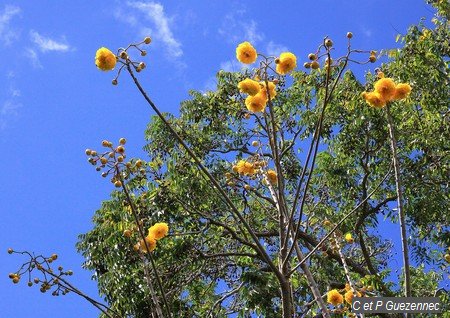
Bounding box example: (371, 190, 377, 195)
(1, 1, 439, 317)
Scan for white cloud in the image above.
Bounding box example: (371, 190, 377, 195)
(10, 88, 20, 97)
(122, 1, 183, 59)
(361, 27, 373, 38)
(113, 8, 138, 27)
(1, 99, 21, 116)
(0, 98, 22, 130)
(29, 30, 70, 52)
(0, 5, 21, 46)
(218, 10, 264, 44)
(201, 60, 248, 92)
(24, 48, 42, 69)
(266, 41, 288, 57)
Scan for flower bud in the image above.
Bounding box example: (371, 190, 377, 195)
(311, 61, 320, 69)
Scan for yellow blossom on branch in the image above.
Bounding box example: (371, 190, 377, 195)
(234, 160, 256, 176)
(148, 223, 169, 240)
(392, 83, 412, 100)
(344, 290, 361, 304)
(134, 236, 157, 253)
(362, 92, 386, 108)
(276, 52, 297, 75)
(327, 289, 344, 306)
(259, 81, 277, 100)
(236, 42, 257, 64)
(362, 77, 411, 108)
(95, 47, 117, 71)
(238, 78, 261, 96)
(267, 169, 278, 185)
(374, 77, 396, 101)
(245, 93, 267, 113)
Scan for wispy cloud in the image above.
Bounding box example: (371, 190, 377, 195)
(1, 99, 21, 116)
(117, 1, 183, 60)
(201, 60, 247, 92)
(0, 100, 21, 130)
(266, 41, 288, 57)
(1, 79, 22, 130)
(361, 27, 373, 38)
(29, 30, 71, 52)
(0, 5, 21, 46)
(218, 10, 264, 44)
(24, 48, 42, 69)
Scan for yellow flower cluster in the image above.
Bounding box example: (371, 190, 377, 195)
(276, 52, 297, 75)
(238, 78, 260, 96)
(266, 169, 278, 185)
(362, 77, 411, 108)
(236, 42, 257, 64)
(148, 222, 169, 239)
(259, 81, 277, 100)
(344, 290, 361, 304)
(245, 93, 267, 113)
(327, 289, 344, 306)
(232, 160, 256, 176)
(134, 222, 169, 253)
(239, 80, 278, 113)
(95, 47, 117, 71)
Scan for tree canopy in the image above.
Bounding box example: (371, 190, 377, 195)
(8, 2, 448, 318)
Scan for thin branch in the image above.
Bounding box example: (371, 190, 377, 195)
(385, 104, 411, 299)
(119, 176, 169, 318)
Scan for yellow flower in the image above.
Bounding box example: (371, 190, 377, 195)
(276, 52, 297, 75)
(245, 93, 267, 113)
(345, 233, 354, 244)
(267, 169, 278, 184)
(236, 42, 257, 64)
(344, 290, 361, 304)
(148, 223, 169, 240)
(392, 83, 412, 100)
(362, 92, 386, 108)
(95, 47, 117, 71)
(238, 78, 261, 96)
(327, 289, 344, 306)
(374, 78, 396, 101)
(236, 160, 256, 175)
(135, 236, 157, 253)
(259, 81, 277, 100)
